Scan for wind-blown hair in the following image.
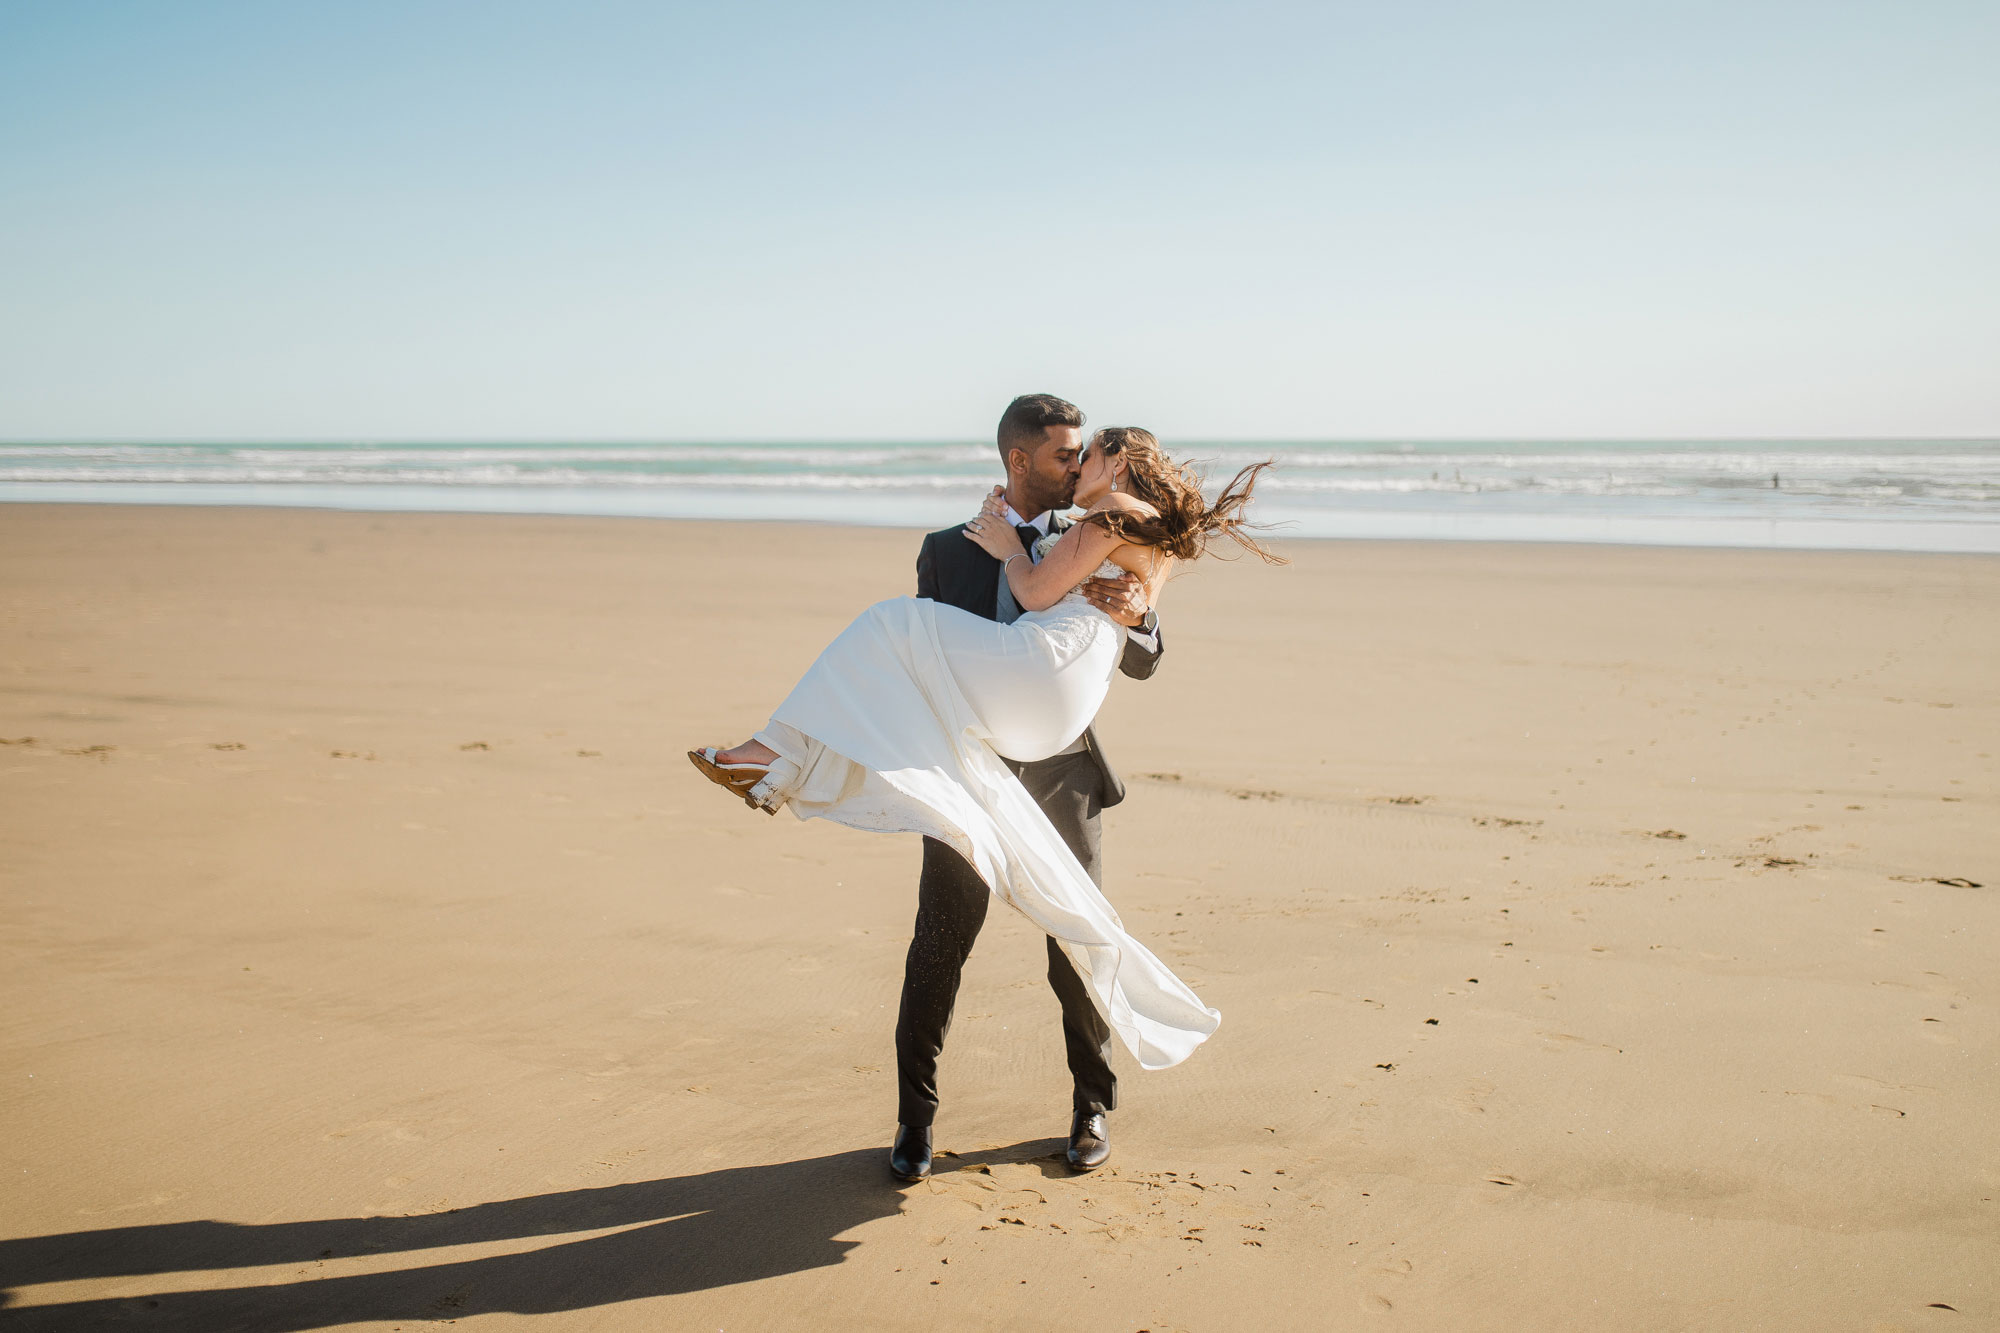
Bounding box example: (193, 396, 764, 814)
(1081, 427, 1284, 564)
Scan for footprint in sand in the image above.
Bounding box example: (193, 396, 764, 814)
(1362, 1255, 1414, 1311)
(1920, 1018, 1958, 1046)
(1835, 1073, 1936, 1096)
(1537, 1030, 1616, 1053)
(1452, 1079, 1495, 1115)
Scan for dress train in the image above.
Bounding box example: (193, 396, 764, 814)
(748, 594, 1220, 1070)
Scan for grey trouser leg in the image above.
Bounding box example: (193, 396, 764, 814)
(893, 751, 1117, 1127)
(895, 836, 990, 1127)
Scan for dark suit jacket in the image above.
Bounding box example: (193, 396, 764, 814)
(916, 519, 1163, 808)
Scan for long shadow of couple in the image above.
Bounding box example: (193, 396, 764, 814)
(0, 1139, 1062, 1329)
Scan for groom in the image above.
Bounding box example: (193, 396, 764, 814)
(892, 393, 1163, 1181)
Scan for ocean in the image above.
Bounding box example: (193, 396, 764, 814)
(2, 439, 1996, 553)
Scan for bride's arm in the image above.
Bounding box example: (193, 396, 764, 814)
(963, 512, 1128, 613)
(1010, 522, 1128, 611)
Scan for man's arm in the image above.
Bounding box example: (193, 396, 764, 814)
(1081, 569, 1164, 680)
(916, 531, 941, 600)
(1117, 624, 1163, 681)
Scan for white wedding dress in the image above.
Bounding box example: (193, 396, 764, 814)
(749, 535, 1221, 1070)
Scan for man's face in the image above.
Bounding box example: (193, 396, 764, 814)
(1013, 425, 1083, 517)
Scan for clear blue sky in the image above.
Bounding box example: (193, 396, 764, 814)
(2, 1, 1994, 441)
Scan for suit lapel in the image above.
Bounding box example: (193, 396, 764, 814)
(944, 504, 1068, 622)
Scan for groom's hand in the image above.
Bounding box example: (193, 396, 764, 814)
(1081, 571, 1149, 628)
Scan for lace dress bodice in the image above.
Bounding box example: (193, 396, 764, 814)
(1031, 530, 1125, 609)
(1016, 529, 1122, 669)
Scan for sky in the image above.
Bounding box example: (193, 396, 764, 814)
(1, 1, 1995, 442)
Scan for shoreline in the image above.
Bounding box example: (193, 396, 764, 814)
(5, 495, 1999, 557)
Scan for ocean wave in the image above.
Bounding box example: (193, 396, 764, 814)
(5, 464, 1993, 506)
(0, 442, 992, 467)
(223, 444, 993, 467)
(4, 441, 1994, 527)
(0, 444, 216, 460)
(1253, 473, 1999, 499)
(1199, 448, 2000, 478)
(6, 440, 1993, 472)
(0, 464, 999, 490)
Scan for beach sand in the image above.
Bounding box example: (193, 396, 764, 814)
(1, 503, 1995, 1331)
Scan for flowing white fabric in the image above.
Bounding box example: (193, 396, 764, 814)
(748, 565, 1221, 1071)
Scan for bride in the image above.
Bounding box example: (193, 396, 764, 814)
(689, 427, 1278, 1071)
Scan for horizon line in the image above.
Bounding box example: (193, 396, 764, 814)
(4, 435, 1997, 448)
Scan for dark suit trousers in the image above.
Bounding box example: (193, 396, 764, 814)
(894, 749, 1118, 1127)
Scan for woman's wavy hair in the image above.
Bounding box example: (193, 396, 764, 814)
(1080, 427, 1285, 564)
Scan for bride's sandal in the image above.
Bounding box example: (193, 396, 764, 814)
(688, 747, 777, 816)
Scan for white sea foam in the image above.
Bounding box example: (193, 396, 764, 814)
(3, 439, 1995, 550)
(0, 464, 990, 489)
(0, 442, 988, 467)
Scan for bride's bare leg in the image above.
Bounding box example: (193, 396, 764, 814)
(717, 739, 778, 766)
(691, 724, 826, 813)
(688, 728, 805, 815)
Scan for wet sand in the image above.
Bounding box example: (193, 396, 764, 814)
(1, 503, 1995, 1330)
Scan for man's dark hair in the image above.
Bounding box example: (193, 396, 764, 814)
(996, 394, 1085, 463)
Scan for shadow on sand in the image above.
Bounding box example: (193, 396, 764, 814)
(0, 1141, 1058, 1329)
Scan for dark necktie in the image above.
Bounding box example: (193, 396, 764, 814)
(1015, 523, 1041, 560)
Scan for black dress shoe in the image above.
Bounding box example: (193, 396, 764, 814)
(889, 1123, 933, 1182)
(1066, 1111, 1110, 1172)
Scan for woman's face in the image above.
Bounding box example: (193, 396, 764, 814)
(1075, 436, 1121, 506)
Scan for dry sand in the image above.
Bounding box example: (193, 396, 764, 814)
(1, 503, 1995, 1331)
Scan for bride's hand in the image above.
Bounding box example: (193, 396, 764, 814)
(964, 503, 1028, 562)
